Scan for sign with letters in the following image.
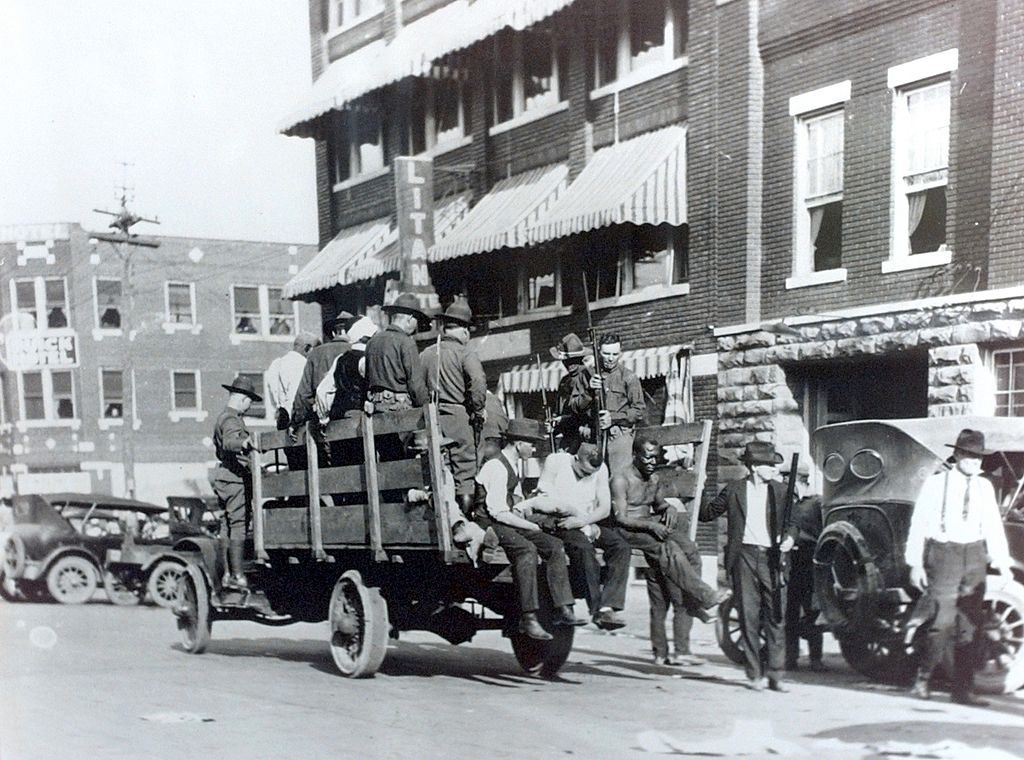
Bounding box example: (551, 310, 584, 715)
(5, 330, 79, 370)
(392, 156, 440, 312)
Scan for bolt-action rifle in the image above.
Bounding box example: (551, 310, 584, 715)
(536, 353, 557, 451)
(771, 452, 800, 623)
(580, 273, 607, 458)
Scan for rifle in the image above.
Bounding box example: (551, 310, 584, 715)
(579, 273, 607, 457)
(771, 452, 800, 623)
(536, 353, 557, 451)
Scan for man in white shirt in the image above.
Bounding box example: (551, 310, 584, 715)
(265, 333, 319, 430)
(519, 442, 633, 630)
(906, 428, 1012, 706)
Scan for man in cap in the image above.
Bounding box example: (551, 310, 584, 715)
(700, 441, 797, 691)
(906, 428, 1012, 706)
(420, 297, 487, 511)
(611, 436, 731, 664)
(549, 333, 593, 454)
(211, 375, 263, 588)
(289, 311, 354, 430)
(364, 293, 430, 413)
(474, 418, 584, 639)
(266, 332, 320, 430)
(519, 442, 633, 630)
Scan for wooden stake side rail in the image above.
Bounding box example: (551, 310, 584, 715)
(362, 413, 386, 561)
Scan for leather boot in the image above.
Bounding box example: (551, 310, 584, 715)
(552, 605, 587, 627)
(909, 671, 931, 700)
(519, 612, 553, 641)
(456, 493, 475, 520)
(951, 645, 988, 706)
(227, 540, 248, 589)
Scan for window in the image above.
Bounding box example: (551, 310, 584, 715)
(19, 369, 75, 422)
(10, 277, 69, 329)
(886, 50, 957, 269)
(171, 371, 200, 412)
(95, 278, 123, 330)
(331, 105, 385, 184)
(593, 0, 687, 90)
(522, 256, 562, 311)
(798, 109, 844, 272)
(166, 282, 195, 325)
(407, 77, 471, 155)
(584, 226, 688, 302)
(330, 0, 384, 31)
(237, 372, 268, 419)
(231, 284, 298, 339)
(994, 349, 1024, 417)
(491, 31, 567, 126)
(100, 369, 124, 419)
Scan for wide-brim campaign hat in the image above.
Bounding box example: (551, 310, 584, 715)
(550, 332, 589, 360)
(222, 375, 263, 403)
(322, 310, 355, 331)
(739, 441, 784, 465)
(505, 417, 547, 443)
(434, 297, 473, 327)
(946, 428, 992, 457)
(382, 292, 429, 321)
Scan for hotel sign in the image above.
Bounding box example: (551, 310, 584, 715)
(5, 330, 79, 370)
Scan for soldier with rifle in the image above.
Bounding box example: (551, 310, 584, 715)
(548, 333, 593, 454)
(699, 441, 797, 692)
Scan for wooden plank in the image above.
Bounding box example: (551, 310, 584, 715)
(321, 415, 362, 442)
(689, 420, 712, 543)
(362, 413, 387, 561)
(424, 403, 453, 561)
(262, 470, 308, 500)
(250, 448, 269, 562)
(263, 502, 436, 547)
(635, 422, 706, 446)
(360, 406, 425, 437)
(258, 426, 305, 451)
(305, 425, 326, 560)
(316, 458, 426, 496)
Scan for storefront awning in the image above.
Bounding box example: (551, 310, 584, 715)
(429, 164, 568, 262)
(498, 344, 687, 394)
(346, 193, 472, 283)
(528, 126, 687, 245)
(280, 0, 579, 137)
(283, 218, 394, 299)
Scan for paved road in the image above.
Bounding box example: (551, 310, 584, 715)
(1, 589, 1023, 760)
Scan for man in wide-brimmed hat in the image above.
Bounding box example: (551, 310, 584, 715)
(549, 333, 593, 454)
(211, 375, 263, 588)
(364, 293, 430, 413)
(420, 296, 487, 509)
(290, 310, 354, 429)
(700, 440, 798, 692)
(474, 418, 584, 640)
(905, 428, 1012, 706)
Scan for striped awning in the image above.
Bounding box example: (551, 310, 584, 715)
(283, 218, 394, 298)
(429, 164, 568, 262)
(528, 126, 687, 245)
(280, 0, 579, 137)
(346, 193, 471, 283)
(498, 344, 686, 394)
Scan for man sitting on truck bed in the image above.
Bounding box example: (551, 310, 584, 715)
(474, 418, 585, 640)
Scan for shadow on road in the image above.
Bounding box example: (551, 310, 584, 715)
(810, 720, 1024, 757)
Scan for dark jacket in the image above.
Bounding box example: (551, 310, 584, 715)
(700, 478, 798, 572)
(420, 334, 486, 414)
(213, 407, 251, 482)
(290, 338, 350, 426)
(364, 325, 429, 406)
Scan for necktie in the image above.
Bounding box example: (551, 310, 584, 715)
(962, 476, 972, 521)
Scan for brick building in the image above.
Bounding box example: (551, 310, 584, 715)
(279, 0, 1022, 510)
(0, 223, 319, 503)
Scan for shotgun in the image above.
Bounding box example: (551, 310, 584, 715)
(580, 273, 607, 457)
(536, 353, 557, 452)
(771, 452, 800, 623)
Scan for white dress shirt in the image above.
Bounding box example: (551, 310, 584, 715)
(742, 479, 772, 547)
(266, 350, 307, 413)
(905, 466, 1011, 570)
(525, 452, 610, 519)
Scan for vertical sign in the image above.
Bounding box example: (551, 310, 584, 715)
(391, 156, 440, 312)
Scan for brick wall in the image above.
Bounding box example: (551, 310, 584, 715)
(591, 68, 689, 149)
(332, 170, 397, 231)
(487, 110, 572, 178)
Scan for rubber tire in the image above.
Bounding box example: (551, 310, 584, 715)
(103, 570, 142, 606)
(46, 556, 98, 605)
(715, 592, 746, 666)
(3, 534, 26, 578)
(509, 624, 575, 679)
(0, 570, 22, 602)
(147, 561, 185, 608)
(176, 564, 212, 654)
(838, 635, 916, 685)
(328, 570, 389, 678)
(972, 579, 1024, 694)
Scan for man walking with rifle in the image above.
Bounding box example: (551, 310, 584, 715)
(700, 441, 798, 692)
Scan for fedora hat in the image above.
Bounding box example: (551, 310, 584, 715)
(435, 297, 473, 327)
(382, 292, 429, 322)
(550, 332, 589, 360)
(505, 417, 547, 443)
(222, 375, 263, 403)
(739, 441, 783, 466)
(946, 428, 992, 457)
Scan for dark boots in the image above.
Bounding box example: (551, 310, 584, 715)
(519, 612, 553, 641)
(226, 540, 248, 589)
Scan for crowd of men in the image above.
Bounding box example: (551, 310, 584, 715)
(210, 293, 1007, 705)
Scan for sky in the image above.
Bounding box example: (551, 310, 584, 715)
(0, 0, 319, 244)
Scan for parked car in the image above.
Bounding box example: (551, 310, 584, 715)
(0, 492, 200, 606)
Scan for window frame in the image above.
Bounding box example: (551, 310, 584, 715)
(229, 284, 300, 344)
(415, 77, 470, 155)
(164, 281, 197, 330)
(328, 0, 385, 34)
(992, 347, 1024, 418)
(236, 371, 272, 423)
(489, 31, 569, 134)
(883, 49, 958, 274)
(98, 367, 126, 426)
(10, 276, 70, 330)
(93, 276, 124, 336)
(168, 369, 205, 422)
(331, 104, 388, 188)
(16, 368, 78, 428)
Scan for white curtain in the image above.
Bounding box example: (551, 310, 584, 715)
(907, 190, 927, 236)
(662, 352, 694, 463)
(809, 206, 825, 248)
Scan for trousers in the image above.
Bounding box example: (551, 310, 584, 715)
(785, 541, 823, 665)
(553, 526, 631, 614)
(477, 516, 574, 613)
(438, 403, 477, 498)
(212, 467, 251, 541)
(733, 544, 787, 682)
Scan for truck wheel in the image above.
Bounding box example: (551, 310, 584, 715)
(715, 593, 745, 665)
(46, 556, 98, 605)
(838, 635, 916, 684)
(973, 579, 1024, 694)
(103, 570, 142, 606)
(328, 570, 389, 678)
(0, 570, 22, 602)
(3, 534, 25, 579)
(175, 564, 212, 653)
(509, 624, 575, 679)
(147, 561, 185, 608)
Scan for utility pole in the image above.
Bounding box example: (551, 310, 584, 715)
(92, 185, 160, 498)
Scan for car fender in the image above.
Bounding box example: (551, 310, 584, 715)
(170, 536, 220, 579)
(41, 547, 102, 578)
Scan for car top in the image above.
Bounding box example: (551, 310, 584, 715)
(33, 492, 167, 515)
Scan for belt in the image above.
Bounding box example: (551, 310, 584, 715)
(369, 389, 410, 402)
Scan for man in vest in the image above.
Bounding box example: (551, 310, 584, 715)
(906, 428, 1012, 706)
(474, 418, 584, 640)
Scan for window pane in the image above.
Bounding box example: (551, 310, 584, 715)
(805, 111, 844, 198)
(102, 370, 124, 419)
(627, 226, 672, 291)
(670, 0, 688, 57)
(525, 257, 557, 310)
(434, 79, 462, 143)
(23, 372, 44, 420)
(173, 372, 198, 410)
(493, 35, 515, 123)
(167, 283, 193, 323)
(813, 201, 843, 271)
(630, 0, 667, 71)
(45, 278, 68, 328)
(594, 8, 619, 86)
(237, 372, 266, 418)
(233, 286, 260, 334)
(905, 81, 950, 175)
(268, 288, 294, 335)
(353, 109, 384, 174)
(585, 244, 620, 301)
(522, 32, 557, 112)
(52, 371, 74, 418)
(97, 279, 123, 329)
(14, 281, 36, 317)
(909, 186, 946, 254)
(332, 112, 351, 183)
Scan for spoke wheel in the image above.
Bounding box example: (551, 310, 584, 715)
(328, 570, 388, 678)
(838, 634, 916, 684)
(46, 556, 98, 605)
(3, 535, 26, 579)
(175, 564, 212, 654)
(147, 561, 185, 608)
(973, 580, 1024, 694)
(715, 592, 746, 665)
(103, 570, 142, 606)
